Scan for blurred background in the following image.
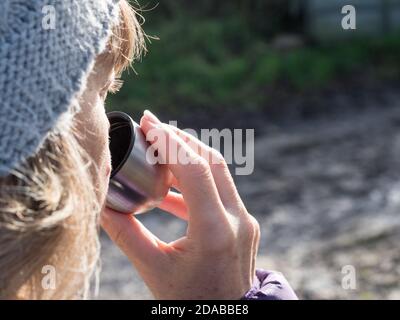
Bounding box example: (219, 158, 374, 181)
(99, 0, 400, 299)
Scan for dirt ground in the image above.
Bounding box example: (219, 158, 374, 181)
(98, 91, 400, 299)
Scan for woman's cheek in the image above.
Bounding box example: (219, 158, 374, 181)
(95, 100, 112, 176)
(95, 105, 112, 204)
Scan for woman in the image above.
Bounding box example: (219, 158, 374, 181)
(0, 0, 297, 300)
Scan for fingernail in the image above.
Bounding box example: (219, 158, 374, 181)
(143, 110, 161, 124)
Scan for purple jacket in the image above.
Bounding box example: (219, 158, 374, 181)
(242, 269, 298, 300)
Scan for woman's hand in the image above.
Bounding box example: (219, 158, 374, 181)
(101, 110, 260, 300)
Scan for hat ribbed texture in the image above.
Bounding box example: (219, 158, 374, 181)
(0, 0, 120, 176)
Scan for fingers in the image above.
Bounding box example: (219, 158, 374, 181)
(142, 110, 245, 215)
(101, 207, 168, 268)
(166, 124, 246, 213)
(158, 191, 189, 221)
(140, 113, 227, 231)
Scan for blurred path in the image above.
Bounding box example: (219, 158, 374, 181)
(99, 98, 400, 299)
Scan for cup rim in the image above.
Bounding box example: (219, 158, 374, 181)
(107, 111, 136, 179)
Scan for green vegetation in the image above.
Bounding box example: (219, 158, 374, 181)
(108, 4, 400, 116)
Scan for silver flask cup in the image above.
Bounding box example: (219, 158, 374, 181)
(106, 111, 171, 214)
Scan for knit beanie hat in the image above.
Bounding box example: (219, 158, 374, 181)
(0, 0, 120, 176)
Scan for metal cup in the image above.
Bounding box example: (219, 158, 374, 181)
(106, 111, 172, 214)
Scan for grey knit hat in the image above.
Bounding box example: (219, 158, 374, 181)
(0, 0, 120, 176)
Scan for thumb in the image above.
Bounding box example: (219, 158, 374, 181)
(101, 207, 168, 268)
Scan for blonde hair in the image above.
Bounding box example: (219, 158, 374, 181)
(0, 0, 144, 299)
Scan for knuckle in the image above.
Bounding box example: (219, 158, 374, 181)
(248, 214, 260, 234)
(240, 214, 260, 242)
(188, 157, 210, 177)
(240, 221, 254, 243)
(197, 156, 210, 168)
(210, 151, 228, 169)
(211, 149, 225, 163)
